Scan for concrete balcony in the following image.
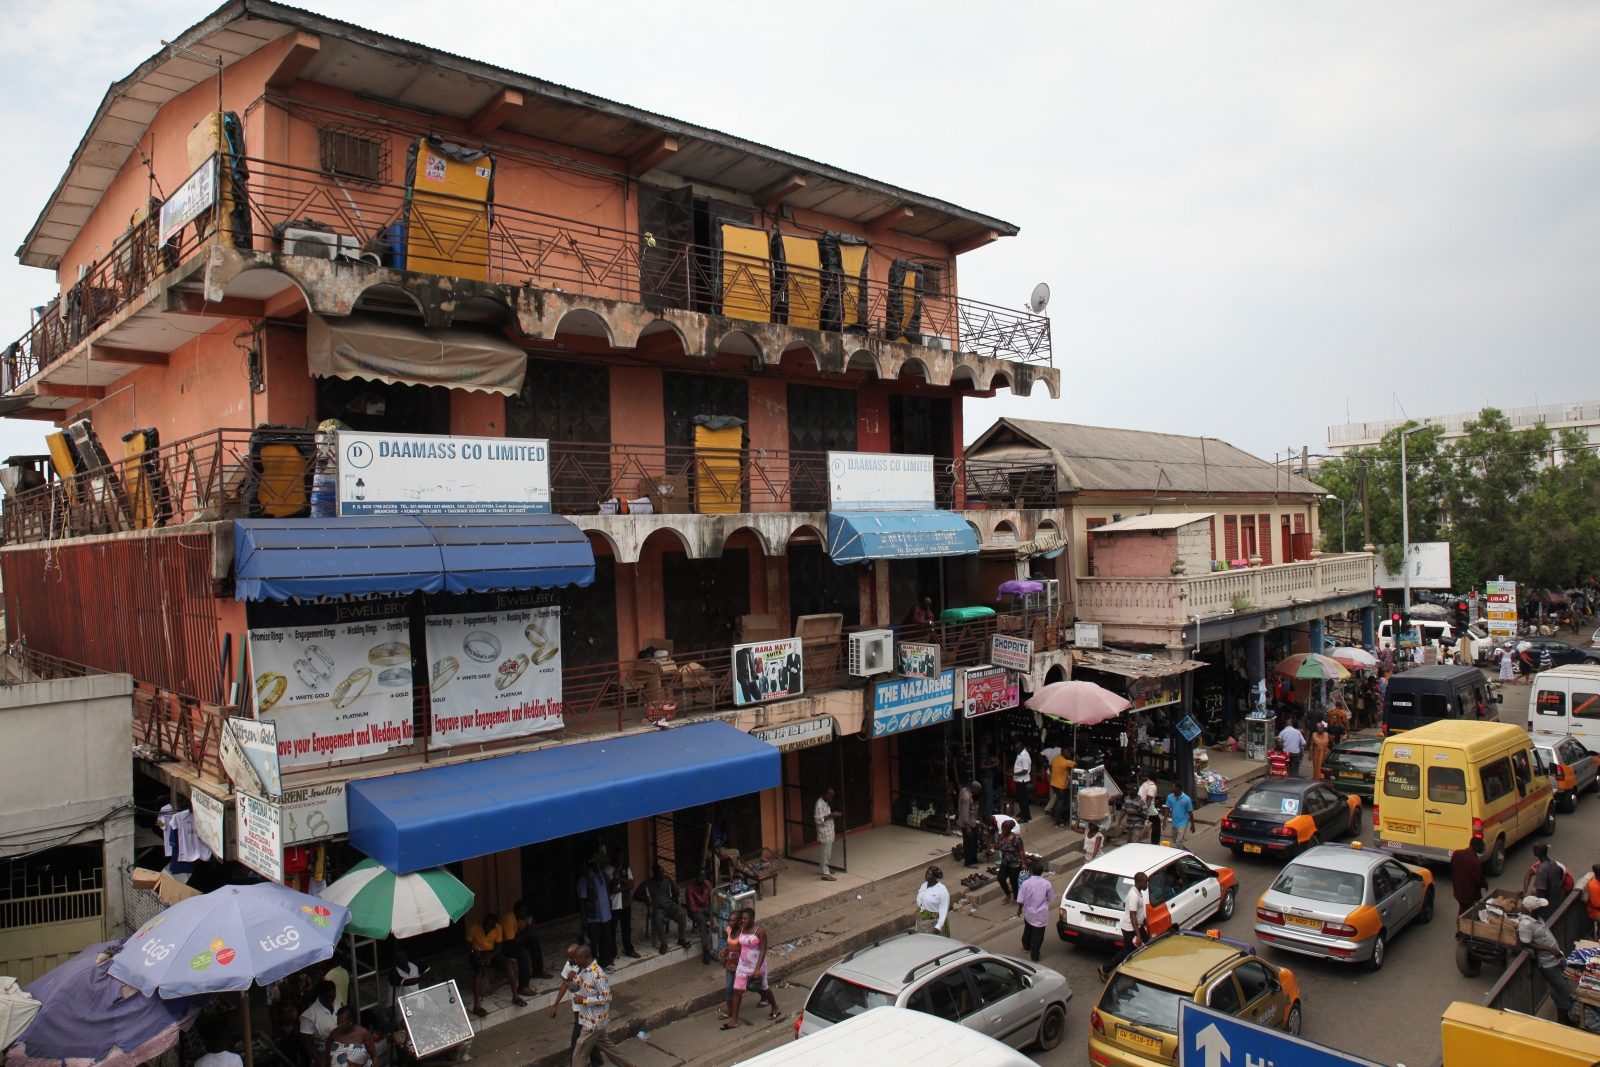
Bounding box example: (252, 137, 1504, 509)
(1076, 553, 1376, 647)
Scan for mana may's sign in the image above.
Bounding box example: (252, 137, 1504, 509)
(827, 450, 935, 512)
(338, 430, 550, 515)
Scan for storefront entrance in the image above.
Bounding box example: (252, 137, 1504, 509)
(783, 733, 872, 870)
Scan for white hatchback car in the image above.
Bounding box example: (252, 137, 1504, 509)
(1055, 843, 1239, 951)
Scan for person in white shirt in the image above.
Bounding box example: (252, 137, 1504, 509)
(814, 789, 843, 880)
(1097, 871, 1151, 982)
(1138, 777, 1160, 844)
(1278, 723, 1306, 778)
(914, 866, 951, 936)
(298, 982, 341, 1065)
(1082, 823, 1106, 864)
(551, 943, 603, 1067)
(194, 1027, 242, 1067)
(1012, 742, 1034, 823)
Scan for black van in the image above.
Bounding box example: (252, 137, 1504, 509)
(1384, 665, 1501, 734)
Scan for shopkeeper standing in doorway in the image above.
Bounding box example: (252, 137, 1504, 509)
(1012, 741, 1034, 823)
(814, 789, 843, 881)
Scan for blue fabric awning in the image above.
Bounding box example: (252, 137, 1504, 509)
(347, 721, 781, 872)
(827, 511, 980, 563)
(234, 515, 595, 601)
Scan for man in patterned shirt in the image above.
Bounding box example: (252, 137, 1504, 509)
(569, 946, 635, 1067)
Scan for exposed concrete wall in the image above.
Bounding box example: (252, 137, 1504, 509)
(0, 673, 136, 934)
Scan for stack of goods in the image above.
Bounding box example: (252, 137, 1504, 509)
(905, 803, 936, 828)
(1564, 941, 1600, 998)
(1458, 889, 1524, 946)
(1079, 787, 1110, 822)
(1196, 770, 1230, 801)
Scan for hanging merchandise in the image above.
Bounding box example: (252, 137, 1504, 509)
(402, 136, 494, 279)
(885, 259, 924, 344)
(772, 233, 823, 329)
(817, 232, 869, 332)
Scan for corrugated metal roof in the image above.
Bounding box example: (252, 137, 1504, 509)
(966, 418, 1326, 497)
(1093, 513, 1215, 533)
(18, 0, 1019, 270)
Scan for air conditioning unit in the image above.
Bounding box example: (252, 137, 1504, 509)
(281, 227, 381, 265)
(848, 629, 895, 677)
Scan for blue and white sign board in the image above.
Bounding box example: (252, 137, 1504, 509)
(872, 670, 955, 738)
(338, 431, 550, 515)
(1178, 1002, 1382, 1067)
(828, 451, 935, 512)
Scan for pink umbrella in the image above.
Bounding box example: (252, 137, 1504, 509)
(1025, 681, 1132, 725)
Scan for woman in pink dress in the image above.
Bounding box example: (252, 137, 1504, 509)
(721, 907, 781, 1029)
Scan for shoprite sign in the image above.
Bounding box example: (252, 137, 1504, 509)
(337, 430, 551, 515)
(871, 670, 955, 737)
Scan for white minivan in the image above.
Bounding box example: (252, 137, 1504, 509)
(1526, 664, 1600, 746)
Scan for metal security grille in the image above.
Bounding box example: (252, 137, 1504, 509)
(319, 125, 389, 183)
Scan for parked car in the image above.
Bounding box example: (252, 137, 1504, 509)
(764, 1008, 1035, 1067)
(1218, 779, 1361, 858)
(1529, 733, 1599, 812)
(1088, 930, 1302, 1066)
(1517, 638, 1600, 672)
(1320, 736, 1383, 802)
(1376, 618, 1457, 653)
(1253, 843, 1433, 971)
(1526, 665, 1600, 751)
(797, 932, 1072, 1051)
(1383, 665, 1498, 734)
(1056, 844, 1237, 950)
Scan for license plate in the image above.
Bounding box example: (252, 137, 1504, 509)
(1083, 912, 1118, 927)
(1244, 843, 1263, 854)
(1286, 914, 1322, 929)
(1385, 820, 1419, 834)
(1340, 771, 1365, 780)
(1117, 1027, 1162, 1053)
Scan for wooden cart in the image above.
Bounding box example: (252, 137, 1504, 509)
(1456, 889, 1523, 977)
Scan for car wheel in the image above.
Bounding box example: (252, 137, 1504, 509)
(1561, 792, 1578, 814)
(1540, 808, 1558, 836)
(1218, 886, 1237, 921)
(1419, 887, 1435, 924)
(1345, 802, 1362, 837)
(1484, 836, 1507, 877)
(1034, 1003, 1066, 1051)
(1456, 940, 1481, 976)
(1366, 932, 1387, 972)
(1285, 1002, 1303, 1036)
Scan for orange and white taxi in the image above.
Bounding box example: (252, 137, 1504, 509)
(1057, 844, 1238, 951)
(1254, 842, 1434, 971)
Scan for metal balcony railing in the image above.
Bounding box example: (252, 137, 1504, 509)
(0, 426, 1057, 545)
(4, 155, 1052, 392)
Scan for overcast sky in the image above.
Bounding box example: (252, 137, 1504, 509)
(1, 1, 1597, 462)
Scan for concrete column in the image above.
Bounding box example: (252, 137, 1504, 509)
(1361, 606, 1376, 649)
(874, 560, 891, 627)
(1175, 671, 1196, 802)
(103, 811, 136, 938)
(1309, 617, 1324, 654)
(1245, 631, 1266, 712)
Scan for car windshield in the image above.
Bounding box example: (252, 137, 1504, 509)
(1270, 863, 1366, 905)
(1067, 868, 1133, 909)
(1098, 973, 1188, 1034)
(804, 974, 897, 1024)
(1329, 743, 1379, 770)
(1236, 788, 1302, 815)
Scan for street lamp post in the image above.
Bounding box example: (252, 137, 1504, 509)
(1399, 425, 1426, 612)
(1327, 495, 1348, 554)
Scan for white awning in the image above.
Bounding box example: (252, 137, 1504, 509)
(307, 313, 527, 396)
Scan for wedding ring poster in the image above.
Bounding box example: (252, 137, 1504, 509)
(425, 603, 563, 746)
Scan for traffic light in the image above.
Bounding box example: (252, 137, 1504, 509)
(1458, 602, 1468, 613)
(1391, 612, 1402, 626)
(1375, 587, 1384, 601)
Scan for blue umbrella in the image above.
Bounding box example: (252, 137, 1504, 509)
(109, 883, 349, 998)
(6, 941, 211, 1067)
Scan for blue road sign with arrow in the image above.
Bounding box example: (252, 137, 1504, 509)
(1179, 1002, 1385, 1067)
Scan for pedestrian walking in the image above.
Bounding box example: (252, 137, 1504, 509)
(716, 913, 743, 1020)
(722, 908, 781, 1029)
(996, 820, 1025, 905)
(1309, 722, 1331, 781)
(1278, 721, 1306, 778)
(1121, 789, 1147, 846)
(1267, 739, 1290, 778)
(957, 781, 981, 868)
(1138, 775, 1160, 844)
(1015, 861, 1053, 963)
(1451, 846, 1489, 917)
(1097, 872, 1150, 983)
(1012, 741, 1034, 823)
(1522, 844, 1570, 920)
(551, 944, 603, 1067)
(1518, 897, 1579, 1025)
(915, 866, 951, 936)
(1163, 783, 1194, 851)
(567, 946, 636, 1067)
(814, 788, 843, 881)
(685, 869, 715, 964)
(1049, 749, 1075, 827)
(642, 864, 692, 954)
(1499, 647, 1517, 682)
(1082, 822, 1106, 864)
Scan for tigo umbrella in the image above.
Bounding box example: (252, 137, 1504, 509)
(319, 859, 474, 939)
(1274, 653, 1350, 681)
(6, 942, 210, 1067)
(109, 883, 349, 998)
(1025, 681, 1131, 725)
(1327, 647, 1377, 670)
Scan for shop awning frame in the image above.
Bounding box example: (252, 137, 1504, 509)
(827, 511, 980, 563)
(346, 721, 781, 872)
(308, 313, 528, 396)
(233, 514, 595, 601)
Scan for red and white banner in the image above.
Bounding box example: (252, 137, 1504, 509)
(425, 604, 563, 747)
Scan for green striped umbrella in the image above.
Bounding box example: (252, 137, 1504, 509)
(1273, 653, 1351, 680)
(320, 859, 475, 939)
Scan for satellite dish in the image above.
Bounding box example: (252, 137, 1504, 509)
(1028, 282, 1050, 315)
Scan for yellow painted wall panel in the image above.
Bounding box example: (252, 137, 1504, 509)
(720, 224, 770, 323)
(780, 235, 822, 330)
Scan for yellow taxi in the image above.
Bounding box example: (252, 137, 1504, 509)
(1088, 930, 1302, 1066)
